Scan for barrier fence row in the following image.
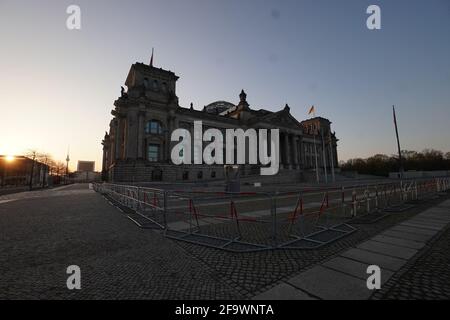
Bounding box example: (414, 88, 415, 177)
(93, 177, 450, 252)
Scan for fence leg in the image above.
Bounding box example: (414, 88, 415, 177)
(365, 189, 370, 214)
(375, 186, 379, 211)
(271, 194, 277, 245)
(163, 191, 168, 229)
(415, 181, 418, 200)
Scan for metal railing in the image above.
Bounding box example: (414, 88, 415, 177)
(93, 177, 450, 252)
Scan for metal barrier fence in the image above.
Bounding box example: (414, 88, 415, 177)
(93, 177, 450, 252)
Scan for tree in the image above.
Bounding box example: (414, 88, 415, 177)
(36, 153, 51, 187)
(341, 149, 450, 176)
(25, 149, 38, 190)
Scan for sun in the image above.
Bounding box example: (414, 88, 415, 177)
(5, 155, 15, 162)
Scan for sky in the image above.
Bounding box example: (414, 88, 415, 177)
(0, 0, 449, 171)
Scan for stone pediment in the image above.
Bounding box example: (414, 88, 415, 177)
(251, 110, 302, 130)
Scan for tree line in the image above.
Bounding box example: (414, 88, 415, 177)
(26, 150, 68, 178)
(340, 149, 450, 177)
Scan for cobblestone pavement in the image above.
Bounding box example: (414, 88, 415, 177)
(372, 223, 450, 300)
(0, 184, 243, 299)
(1, 183, 449, 299)
(175, 195, 450, 298)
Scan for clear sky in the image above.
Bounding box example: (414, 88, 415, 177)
(1, 0, 449, 171)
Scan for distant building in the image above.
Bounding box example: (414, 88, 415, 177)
(77, 161, 95, 172)
(101, 60, 339, 182)
(0, 155, 49, 188)
(74, 160, 100, 182)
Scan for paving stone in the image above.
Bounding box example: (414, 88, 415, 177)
(0, 184, 243, 299)
(390, 225, 438, 236)
(407, 218, 448, 227)
(3, 182, 450, 300)
(341, 248, 407, 272)
(245, 210, 270, 217)
(287, 265, 372, 300)
(371, 235, 425, 250)
(426, 207, 450, 214)
(418, 209, 450, 218)
(375, 219, 450, 300)
(201, 217, 222, 224)
(167, 221, 191, 231)
(417, 210, 450, 217)
(414, 215, 450, 224)
(382, 230, 432, 242)
(252, 283, 315, 300)
(323, 256, 393, 285)
(400, 222, 442, 231)
(356, 240, 417, 260)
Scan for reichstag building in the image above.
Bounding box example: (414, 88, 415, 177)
(101, 60, 339, 182)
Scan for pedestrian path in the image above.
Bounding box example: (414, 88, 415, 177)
(0, 184, 92, 203)
(253, 199, 450, 300)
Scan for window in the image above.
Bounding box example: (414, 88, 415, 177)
(153, 80, 158, 91)
(147, 144, 160, 162)
(152, 169, 162, 181)
(182, 171, 189, 180)
(197, 171, 203, 179)
(162, 82, 167, 92)
(211, 171, 216, 178)
(145, 120, 163, 134)
(144, 77, 149, 88)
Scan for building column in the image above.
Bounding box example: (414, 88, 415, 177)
(284, 132, 290, 168)
(114, 118, 123, 160)
(165, 115, 175, 162)
(101, 144, 107, 172)
(292, 135, 299, 169)
(137, 111, 145, 159)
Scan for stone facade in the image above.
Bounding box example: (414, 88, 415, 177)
(102, 61, 339, 182)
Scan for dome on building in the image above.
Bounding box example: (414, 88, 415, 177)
(203, 101, 235, 115)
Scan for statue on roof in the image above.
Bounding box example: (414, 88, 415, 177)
(120, 86, 128, 99)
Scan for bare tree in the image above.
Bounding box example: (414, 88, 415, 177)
(25, 149, 38, 190)
(34, 153, 50, 187)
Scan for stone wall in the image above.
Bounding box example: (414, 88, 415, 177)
(110, 160, 228, 183)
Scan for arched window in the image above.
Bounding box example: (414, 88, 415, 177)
(162, 82, 167, 92)
(144, 77, 149, 88)
(145, 120, 163, 134)
(153, 80, 158, 91)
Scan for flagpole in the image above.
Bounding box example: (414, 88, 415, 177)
(150, 47, 154, 66)
(321, 128, 328, 184)
(328, 130, 336, 183)
(311, 109, 320, 184)
(393, 105, 404, 179)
